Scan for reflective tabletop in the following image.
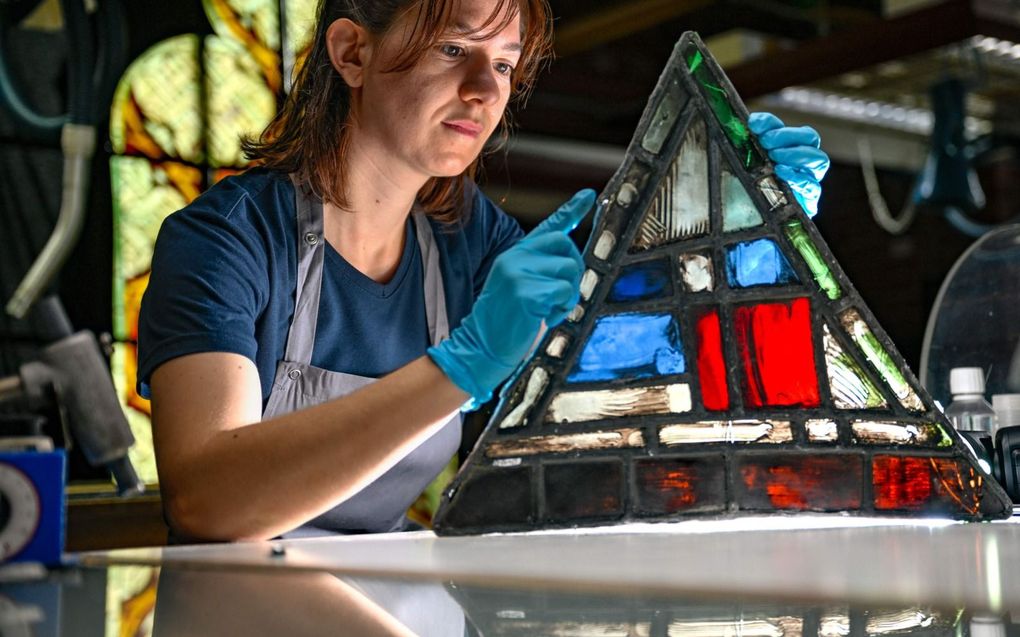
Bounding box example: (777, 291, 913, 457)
(5, 516, 1020, 636)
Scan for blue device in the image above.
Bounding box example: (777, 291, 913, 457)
(0, 450, 66, 565)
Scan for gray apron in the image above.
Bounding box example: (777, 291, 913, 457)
(263, 181, 462, 536)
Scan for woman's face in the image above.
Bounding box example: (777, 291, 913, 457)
(355, 0, 522, 181)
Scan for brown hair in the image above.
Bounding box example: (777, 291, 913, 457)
(242, 0, 553, 223)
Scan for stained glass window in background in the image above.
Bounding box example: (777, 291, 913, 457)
(109, 0, 315, 486)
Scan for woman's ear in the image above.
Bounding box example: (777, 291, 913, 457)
(325, 18, 369, 87)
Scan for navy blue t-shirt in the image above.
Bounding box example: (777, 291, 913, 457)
(137, 169, 523, 406)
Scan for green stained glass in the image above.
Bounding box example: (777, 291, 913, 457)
(839, 309, 924, 412)
(784, 219, 841, 300)
(205, 36, 277, 167)
(822, 323, 887, 410)
(109, 35, 203, 162)
(721, 165, 762, 231)
(683, 45, 762, 170)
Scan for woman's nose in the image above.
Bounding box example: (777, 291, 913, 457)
(458, 57, 500, 106)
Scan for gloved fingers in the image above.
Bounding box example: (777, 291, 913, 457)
(517, 278, 580, 320)
(531, 189, 596, 236)
(757, 125, 821, 150)
(518, 253, 585, 283)
(520, 230, 585, 263)
(747, 112, 785, 135)
(768, 146, 830, 182)
(774, 164, 821, 216)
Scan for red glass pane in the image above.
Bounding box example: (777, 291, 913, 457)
(873, 455, 982, 515)
(734, 298, 821, 407)
(634, 456, 726, 514)
(737, 454, 863, 510)
(695, 308, 729, 410)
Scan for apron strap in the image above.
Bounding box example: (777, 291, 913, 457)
(412, 207, 450, 346)
(282, 182, 451, 364)
(282, 178, 325, 365)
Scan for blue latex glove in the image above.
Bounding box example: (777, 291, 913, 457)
(748, 112, 830, 217)
(428, 189, 595, 410)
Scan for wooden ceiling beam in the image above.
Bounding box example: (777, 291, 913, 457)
(728, 0, 1020, 99)
(553, 0, 713, 57)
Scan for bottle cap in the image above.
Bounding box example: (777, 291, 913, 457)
(949, 367, 985, 395)
(992, 394, 1020, 428)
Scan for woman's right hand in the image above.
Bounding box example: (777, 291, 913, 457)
(428, 189, 596, 409)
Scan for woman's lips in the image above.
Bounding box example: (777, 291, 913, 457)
(442, 120, 483, 138)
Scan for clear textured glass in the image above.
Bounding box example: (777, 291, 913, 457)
(635, 118, 709, 249)
(679, 253, 714, 292)
(546, 384, 692, 423)
(641, 77, 686, 154)
(822, 324, 887, 410)
(721, 166, 763, 231)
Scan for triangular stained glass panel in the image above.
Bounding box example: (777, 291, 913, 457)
(433, 32, 1011, 535)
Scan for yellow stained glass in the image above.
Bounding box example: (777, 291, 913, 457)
(109, 35, 202, 162)
(203, 0, 282, 93)
(206, 36, 277, 167)
(111, 342, 157, 486)
(284, 0, 318, 84)
(111, 156, 201, 340)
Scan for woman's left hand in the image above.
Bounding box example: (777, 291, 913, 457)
(748, 112, 830, 217)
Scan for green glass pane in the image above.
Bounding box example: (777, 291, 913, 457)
(634, 118, 709, 249)
(205, 35, 277, 167)
(683, 44, 762, 170)
(823, 323, 887, 409)
(784, 219, 841, 300)
(839, 308, 924, 412)
(641, 77, 686, 154)
(721, 165, 762, 231)
(109, 35, 203, 162)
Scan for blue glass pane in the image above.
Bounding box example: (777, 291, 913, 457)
(725, 238, 799, 288)
(568, 313, 685, 382)
(608, 259, 672, 302)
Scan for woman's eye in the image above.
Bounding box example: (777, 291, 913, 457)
(439, 44, 465, 58)
(494, 62, 514, 76)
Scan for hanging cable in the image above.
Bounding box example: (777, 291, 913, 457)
(858, 135, 919, 235)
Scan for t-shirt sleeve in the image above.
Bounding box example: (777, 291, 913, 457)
(136, 191, 270, 398)
(470, 188, 525, 299)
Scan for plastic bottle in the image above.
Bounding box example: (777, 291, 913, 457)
(992, 393, 1020, 432)
(945, 367, 996, 433)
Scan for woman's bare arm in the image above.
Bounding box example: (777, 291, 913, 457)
(150, 352, 467, 541)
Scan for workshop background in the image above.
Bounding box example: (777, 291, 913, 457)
(2, 0, 1019, 547)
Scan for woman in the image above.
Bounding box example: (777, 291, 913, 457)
(138, 0, 829, 542)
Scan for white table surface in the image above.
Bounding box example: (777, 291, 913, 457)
(77, 514, 1020, 613)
